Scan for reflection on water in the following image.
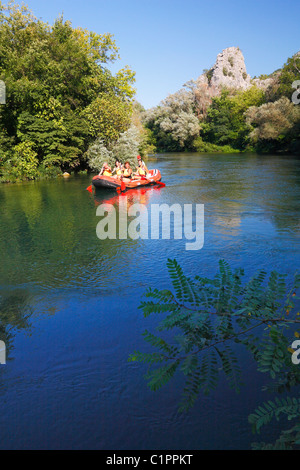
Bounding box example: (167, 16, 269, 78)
(0, 153, 299, 449)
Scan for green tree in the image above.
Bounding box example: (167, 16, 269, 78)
(0, 1, 136, 180)
(267, 53, 300, 102)
(143, 89, 200, 152)
(246, 97, 300, 153)
(202, 87, 265, 150)
(82, 93, 132, 146)
(85, 125, 142, 171)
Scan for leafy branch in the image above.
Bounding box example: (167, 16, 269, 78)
(129, 259, 300, 448)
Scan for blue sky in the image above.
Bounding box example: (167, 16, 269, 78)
(17, 0, 300, 109)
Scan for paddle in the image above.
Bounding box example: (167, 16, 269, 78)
(86, 185, 93, 193)
(141, 176, 166, 187)
(116, 181, 126, 193)
(156, 180, 166, 187)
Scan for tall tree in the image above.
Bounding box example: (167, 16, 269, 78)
(0, 1, 136, 180)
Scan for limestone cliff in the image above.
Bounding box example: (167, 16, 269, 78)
(197, 46, 275, 92)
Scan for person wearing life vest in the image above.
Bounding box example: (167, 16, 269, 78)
(123, 162, 132, 181)
(99, 163, 112, 177)
(134, 155, 148, 179)
(137, 155, 148, 173)
(112, 160, 123, 179)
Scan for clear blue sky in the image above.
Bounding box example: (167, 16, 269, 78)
(16, 0, 300, 109)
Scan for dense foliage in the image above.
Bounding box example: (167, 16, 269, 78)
(1, 3, 299, 182)
(129, 259, 300, 449)
(143, 53, 300, 154)
(143, 89, 201, 152)
(85, 125, 142, 172)
(0, 1, 136, 181)
(246, 97, 300, 154)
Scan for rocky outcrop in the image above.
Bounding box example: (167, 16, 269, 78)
(196, 46, 279, 93)
(211, 47, 251, 89)
(251, 77, 274, 90)
(198, 47, 251, 90)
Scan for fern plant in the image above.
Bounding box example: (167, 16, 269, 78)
(129, 259, 300, 448)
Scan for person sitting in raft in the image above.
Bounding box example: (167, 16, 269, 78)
(99, 163, 112, 177)
(134, 158, 148, 179)
(137, 155, 149, 174)
(112, 160, 123, 180)
(123, 162, 132, 181)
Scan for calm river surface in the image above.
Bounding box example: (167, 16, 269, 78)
(0, 153, 299, 450)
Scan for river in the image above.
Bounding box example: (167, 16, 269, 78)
(0, 152, 299, 449)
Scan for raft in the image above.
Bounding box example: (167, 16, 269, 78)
(92, 169, 162, 191)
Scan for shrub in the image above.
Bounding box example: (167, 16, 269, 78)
(193, 136, 240, 153)
(206, 68, 214, 85)
(85, 125, 143, 171)
(112, 126, 141, 166)
(12, 141, 39, 180)
(85, 139, 113, 172)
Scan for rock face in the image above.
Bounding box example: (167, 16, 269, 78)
(209, 47, 251, 89)
(251, 77, 274, 90)
(195, 46, 279, 95)
(198, 47, 252, 90)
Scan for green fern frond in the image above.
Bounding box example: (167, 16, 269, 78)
(198, 349, 219, 395)
(249, 397, 300, 434)
(179, 367, 202, 412)
(128, 351, 165, 365)
(130, 257, 300, 435)
(142, 330, 178, 357)
(146, 360, 180, 391)
(215, 345, 243, 392)
(139, 300, 179, 318)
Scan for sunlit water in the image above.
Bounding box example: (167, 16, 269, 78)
(0, 153, 299, 449)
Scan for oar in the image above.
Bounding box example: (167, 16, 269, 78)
(116, 181, 126, 193)
(141, 176, 166, 187)
(86, 185, 93, 193)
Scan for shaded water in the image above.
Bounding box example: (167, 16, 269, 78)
(0, 153, 299, 449)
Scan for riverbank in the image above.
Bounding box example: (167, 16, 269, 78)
(2, 148, 300, 184)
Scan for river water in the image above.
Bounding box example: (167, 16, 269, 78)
(0, 153, 299, 449)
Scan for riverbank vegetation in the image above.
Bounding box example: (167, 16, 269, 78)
(0, 1, 144, 182)
(0, 2, 299, 183)
(143, 55, 300, 155)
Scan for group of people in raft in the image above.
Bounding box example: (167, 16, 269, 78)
(99, 155, 149, 183)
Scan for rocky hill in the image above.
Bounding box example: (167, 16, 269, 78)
(197, 46, 273, 91)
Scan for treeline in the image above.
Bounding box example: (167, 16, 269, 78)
(0, 2, 143, 182)
(1, 3, 299, 184)
(143, 54, 300, 155)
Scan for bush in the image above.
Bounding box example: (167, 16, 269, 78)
(0, 3, 136, 181)
(12, 141, 39, 180)
(246, 97, 300, 153)
(85, 139, 113, 172)
(85, 125, 143, 172)
(193, 136, 240, 153)
(113, 126, 141, 165)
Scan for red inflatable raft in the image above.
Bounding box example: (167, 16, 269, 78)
(92, 169, 163, 191)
